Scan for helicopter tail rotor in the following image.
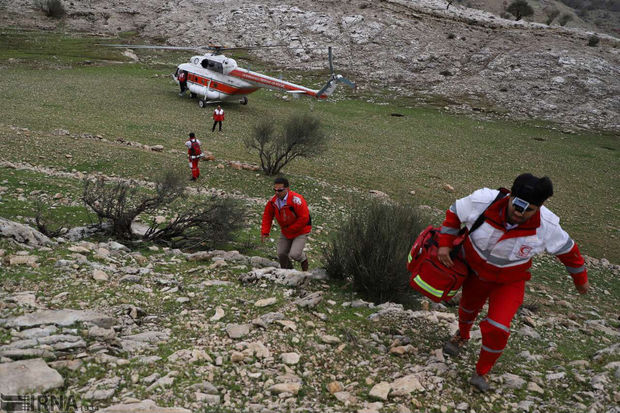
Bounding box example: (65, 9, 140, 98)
(316, 47, 355, 99)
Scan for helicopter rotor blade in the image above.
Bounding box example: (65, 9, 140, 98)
(98, 43, 201, 51)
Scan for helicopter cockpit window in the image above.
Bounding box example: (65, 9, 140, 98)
(201, 59, 223, 73)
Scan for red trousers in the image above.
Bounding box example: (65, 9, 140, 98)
(189, 159, 200, 179)
(457, 275, 525, 375)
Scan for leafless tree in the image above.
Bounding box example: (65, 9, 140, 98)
(82, 170, 185, 239)
(143, 197, 245, 249)
(244, 113, 326, 176)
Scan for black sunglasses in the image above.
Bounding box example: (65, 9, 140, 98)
(274, 188, 286, 192)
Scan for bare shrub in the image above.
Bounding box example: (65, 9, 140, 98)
(34, 200, 66, 238)
(324, 199, 425, 304)
(143, 197, 245, 249)
(82, 170, 185, 239)
(36, 0, 66, 18)
(244, 113, 326, 176)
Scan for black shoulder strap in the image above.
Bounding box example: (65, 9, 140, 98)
(468, 187, 510, 235)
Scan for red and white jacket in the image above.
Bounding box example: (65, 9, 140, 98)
(261, 190, 311, 240)
(438, 188, 587, 286)
(213, 108, 224, 121)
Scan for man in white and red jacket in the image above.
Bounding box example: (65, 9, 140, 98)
(212, 105, 224, 132)
(261, 177, 311, 271)
(437, 173, 589, 392)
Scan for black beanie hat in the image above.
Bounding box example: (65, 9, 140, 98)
(511, 173, 553, 206)
(189, 132, 195, 138)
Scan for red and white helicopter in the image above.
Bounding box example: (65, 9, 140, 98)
(103, 44, 355, 107)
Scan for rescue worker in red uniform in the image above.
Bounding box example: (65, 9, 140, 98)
(178, 70, 187, 96)
(261, 177, 311, 271)
(437, 173, 589, 392)
(185, 132, 202, 181)
(212, 105, 224, 132)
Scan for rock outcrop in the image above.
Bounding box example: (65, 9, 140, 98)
(2, 0, 618, 131)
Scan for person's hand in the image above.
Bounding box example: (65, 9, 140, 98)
(575, 281, 589, 295)
(437, 246, 454, 267)
(261, 234, 267, 243)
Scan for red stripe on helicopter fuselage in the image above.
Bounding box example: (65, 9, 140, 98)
(186, 72, 259, 96)
(229, 69, 324, 98)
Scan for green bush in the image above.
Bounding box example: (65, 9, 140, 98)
(324, 199, 425, 304)
(587, 35, 600, 47)
(36, 0, 66, 18)
(559, 13, 573, 26)
(506, 0, 534, 20)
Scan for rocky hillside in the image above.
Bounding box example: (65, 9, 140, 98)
(1, 0, 619, 131)
(1, 207, 619, 412)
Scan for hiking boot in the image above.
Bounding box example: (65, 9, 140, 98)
(301, 259, 309, 271)
(470, 373, 490, 392)
(279, 257, 293, 269)
(443, 330, 468, 357)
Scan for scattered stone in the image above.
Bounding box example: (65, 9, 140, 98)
(501, 373, 526, 389)
(0, 359, 64, 394)
(2, 309, 116, 329)
(390, 374, 424, 396)
(195, 392, 220, 405)
(0, 218, 52, 247)
(294, 292, 323, 308)
(95, 399, 191, 413)
(93, 269, 109, 281)
(327, 381, 344, 394)
(368, 382, 391, 401)
(269, 382, 301, 395)
(320, 334, 341, 344)
(255, 297, 277, 307)
(443, 183, 455, 192)
(281, 352, 300, 365)
(210, 307, 225, 321)
(226, 324, 251, 339)
(527, 381, 544, 394)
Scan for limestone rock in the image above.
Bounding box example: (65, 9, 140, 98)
(210, 307, 225, 321)
(501, 373, 526, 389)
(281, 352, 300, 365)
(0, 358, 64, 394)
(294, 291, 323, 308)
(3, 309, 116, 329)
(269, 382, 301, 395)
(369, 381, 391, 401)
(226, 324, 251, 339)
(390, 374, 424, 396)
(95, 399, 191, 413)
(254, 297, 277, 307)
(0, 218, 52, 247)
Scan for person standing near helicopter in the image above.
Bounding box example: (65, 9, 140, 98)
(177, 69, 188, 96)
(212, 105, 225, 132)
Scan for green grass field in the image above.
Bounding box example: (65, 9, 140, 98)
(0, 27, 618, 261)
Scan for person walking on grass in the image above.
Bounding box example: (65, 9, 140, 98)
(212, 105, 224, 132)
(261, 177, 311, 271)
(185, 132, 203, 181)
(437, 173, 589, 392)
